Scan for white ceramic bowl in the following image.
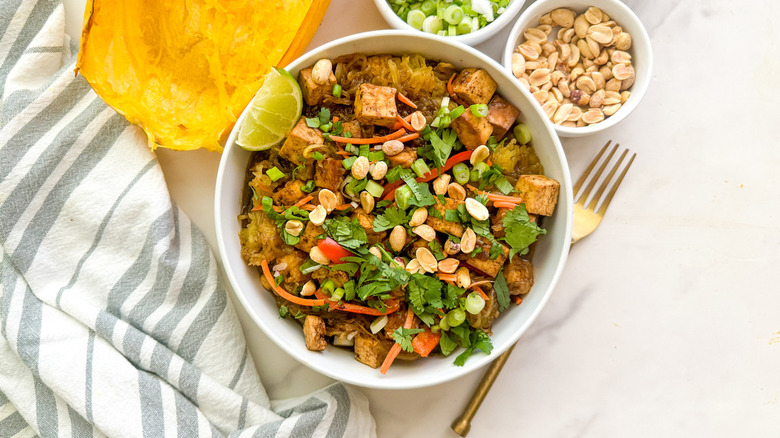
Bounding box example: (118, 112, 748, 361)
(215, 30, 573, 389)
(374, 0, 528, 46)
(502, 0, 653, 137)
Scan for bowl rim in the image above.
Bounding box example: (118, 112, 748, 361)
(372, 0, 528, 46)
(215, 29, 573, 389)
(501, 0, 654, 137)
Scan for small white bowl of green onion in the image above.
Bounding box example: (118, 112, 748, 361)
(374, 0, 528, 46)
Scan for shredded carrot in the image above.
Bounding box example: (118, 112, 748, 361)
(336, 150, 351, 157)
(332, 116, 339, 123)
(443, 279, 456, 286)
(397, 92, 418, 109)
(392, 114, 413, 130)
(261, 260, 326, 307)
(250, 204, 261, 212)
(473, 286, 490, 301)
(486, 158, 493, 166)
(437, 273, 457, 282)
(380, 307, 415, 374)
(301, 204, 316, 211)
(272, 205, 283, 213)
(313, 290, 400, 316)
(294, 195, 313, 208)
(447, 73, 456, 99)
(329, 129, 406, 144)
(396, 132, 419, 143)
(468, 185, 525, 203)
(334, 203, 352, 210)
(511, 295, 523, 305)
(396, 115, 415, 132)
(493, 201, 521, 209)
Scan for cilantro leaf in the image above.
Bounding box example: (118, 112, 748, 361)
(406, 273, 444, 326)
(322, 217, 368, 249)
(393, 327, 424, 353)
(501, 203, 546, 259)
(439, 331, 457, 356)
(372, 206, 408, 232)
(278, 305, 289, 319)
(494, 269, 511, 311)
(400, 171, 436, 207)
(454, 329, 493, 366)
(443, 284, 465, 309)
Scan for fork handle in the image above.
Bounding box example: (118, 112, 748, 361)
(451, 344, 516, 436)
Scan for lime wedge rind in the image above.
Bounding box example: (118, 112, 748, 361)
(237, 67, 302, 151)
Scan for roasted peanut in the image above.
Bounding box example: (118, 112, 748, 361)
(432, 174, 451, 195)
(285, 220, 304, 237)
(389, 225, 406, 252)
(318, 189, 338, 213)
(461, 228, 477, 253)
(416, 248, 437, 273)
(409, 207, 428, 227)
(351, 156, 370, 180)
(438, 258, 460, 274)
(360, 191, 375, 213)
(382, 140, 404, 156)
(370, 161, 388, 180)
(312, 59, 332, 85)
(309, 205, 326, 226)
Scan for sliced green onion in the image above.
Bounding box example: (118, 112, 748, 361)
(407, 9, 426, 30)
(266, 166, 285, 182)
(312, 151, 324, 162)
(368, 151, 385, 162)
(447, 308, 466, 327)
(321, 279, 335, 294)
(331, 287, 345, 301)
(395, 185, 413, 210)
(342, 156, 357, 170)
(301, 180, 316, 193)
(465, 292, 486, 315)
(447, 25, 457, 36)
(365, 180, 384, 198)
(513, 123, 532, 144)
(420, 0, 436, 15)
(452, 162, 470, 185)
(332, 83, 342, 98)
(443, 5, 464, 25)
(439, 315, 450, 331)
(411, 158, 431, 178)
(370, 315, 389, 334)
(470, 104, 489, 117)
(300, 263, 322, 275)
(457, 16, 472, 34)
(422, 15, 443, 34)
(449, 105, 465, 119)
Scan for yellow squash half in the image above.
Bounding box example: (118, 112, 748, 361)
(76, 0, 330, 151)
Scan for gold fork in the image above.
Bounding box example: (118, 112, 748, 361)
(451, 140, 636, 437)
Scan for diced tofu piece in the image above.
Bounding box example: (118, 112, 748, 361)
(451, 110, 493, 150)
(294, 221, 324, 252)
(426, 198, 465, 237)
(303, 315, 327, 351)
(467, 287, 499, 330)
(351, 208, 386, 245)
(460, 237, 509, 278)
(354, 333, 391, 368)
(486, 95, 521, 139)
(275, 250, 311, 287)
(452, 68, 497, 106)
(514, 175, 560, 216)
(314, 157, 346, 192)
(272, 180, 305, 206)
(355, 83, 398, 128)
(298, 66, 336, 106)
(503, 256, 534, 295)
(341, 120, 363, 138)
(387, 149, 417, 168)
(280, 118, 323, 165)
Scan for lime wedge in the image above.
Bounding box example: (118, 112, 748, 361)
(237, 67, 302, 151)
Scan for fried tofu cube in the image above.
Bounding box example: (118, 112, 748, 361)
(426, 198, 465, 237)
(460, 237, 508, 278)
(272, 180, 305, 206)
(354, 333, 391, 368)
(355, 83, 398, 128)
(503, 257, 534, 295)
(304, 315, 327, 351)
(486, 95, 521, 139)
(298, 66, 337, 106)
(452, 68, 497, 106)
(451, 110, 493, 150)
(351, 208, 386, 245)
(341, 120, 363, 138)
(314, 157, 346, 192)
(387, 149, 417, 168)
(514, 175, 560, 216)
(275, 250, 311, 287)
(281, 118, 323, 165)
(294, 221, 324, 252)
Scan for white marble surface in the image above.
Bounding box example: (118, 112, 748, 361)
(62, 0, 780, 436)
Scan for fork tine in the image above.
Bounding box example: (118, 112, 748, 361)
(573, 140, 610, 194)
(596, 152, 636, 216)
(586, 148, 628, 211)
(576, 142, 618, 204)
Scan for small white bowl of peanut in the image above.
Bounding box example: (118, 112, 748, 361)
(502, 0, 652, 137)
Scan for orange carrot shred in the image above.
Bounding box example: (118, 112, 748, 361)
(301, 204, 316, 211)
(473, 286, 490, 301)
(493, 201, 521, 209)
(511, 295, 523, 305)
(437, 273, 457, 282)
(397, 92, 418, 109)
(261, 260, 326, 307)
(380, 307, 415, 374)
(329, 129, 406, 144)
(336, 150, 351, 157)
(396, 132, 419, 143)
(294, 195, 313, 208)
(396, 115, 415, 132)
(334, 203, 352, 210)
(447, 73, 456, 99)
(332, 116, 339, 123)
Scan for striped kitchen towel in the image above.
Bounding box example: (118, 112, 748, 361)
(0, 1, 376, 437)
